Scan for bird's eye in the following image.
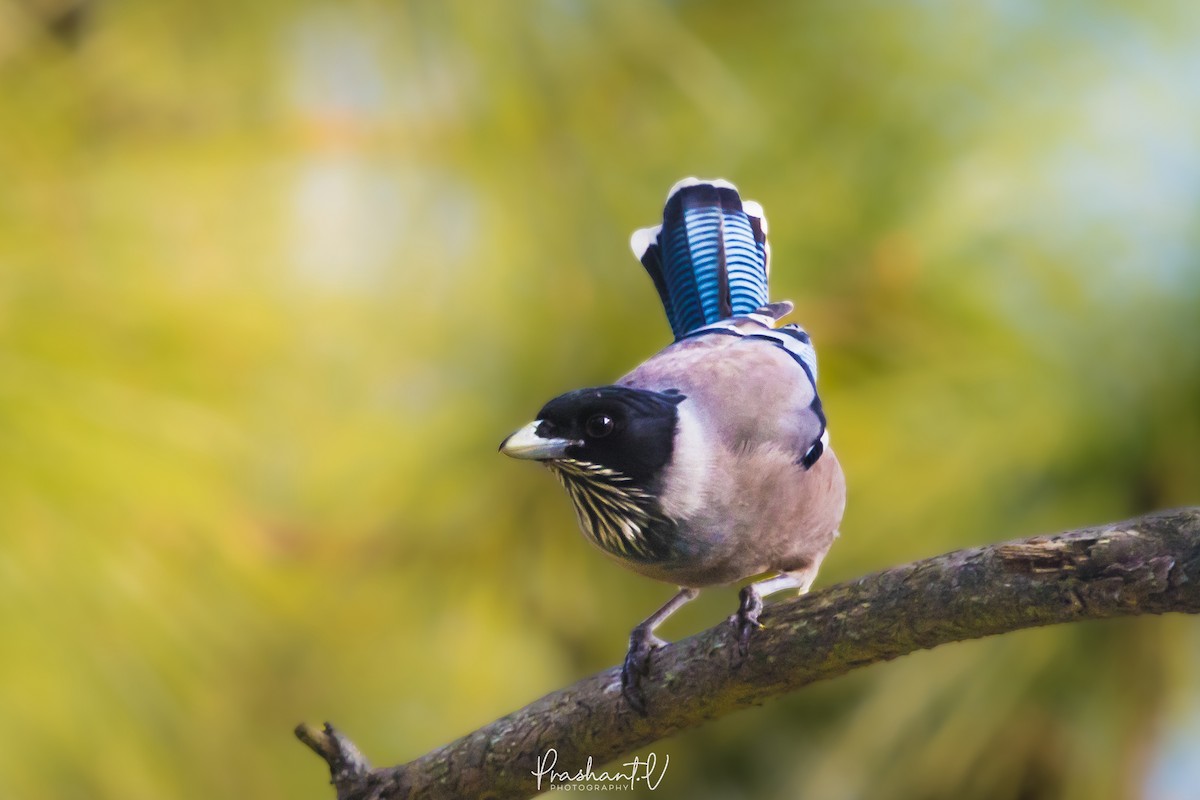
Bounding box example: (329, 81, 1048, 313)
(585, 413, 615, 438)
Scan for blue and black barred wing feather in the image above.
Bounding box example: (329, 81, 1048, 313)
(631, 178, 773, 340)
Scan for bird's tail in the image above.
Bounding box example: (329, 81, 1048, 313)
(630, 178, 775, 340)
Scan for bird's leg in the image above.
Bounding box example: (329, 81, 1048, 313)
(621, 587, 700, 714)
(732, 571, 815, 657)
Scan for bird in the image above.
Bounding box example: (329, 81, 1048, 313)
(500, 178, 846, 712)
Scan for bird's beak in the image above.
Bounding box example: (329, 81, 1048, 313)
(499, 421, 578, 461)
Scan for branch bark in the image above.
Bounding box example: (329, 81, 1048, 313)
(297, 507, 1200, 800)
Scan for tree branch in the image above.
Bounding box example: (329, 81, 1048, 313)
(297, 507, 1200, 800)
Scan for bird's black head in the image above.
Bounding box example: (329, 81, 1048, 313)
(501, 385, 686, 489)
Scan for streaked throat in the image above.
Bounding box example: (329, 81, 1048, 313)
(548, 459, 674, 561)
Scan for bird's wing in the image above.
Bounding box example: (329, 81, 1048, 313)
(620, 317, 827, 469)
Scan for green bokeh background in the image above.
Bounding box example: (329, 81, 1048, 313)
(2, 2, 1199, 798)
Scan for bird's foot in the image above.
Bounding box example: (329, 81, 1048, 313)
(732, 585, 764, 658)
(621, 625, 666, 714)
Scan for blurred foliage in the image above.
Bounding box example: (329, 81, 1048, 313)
(1, 1, 1198, 798)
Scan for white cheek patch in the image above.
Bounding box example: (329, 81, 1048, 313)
(656, 402, 710, 521)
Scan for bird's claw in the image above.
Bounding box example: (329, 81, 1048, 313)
(621, 627, 664, 714)
(733, 586, 765, 658)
